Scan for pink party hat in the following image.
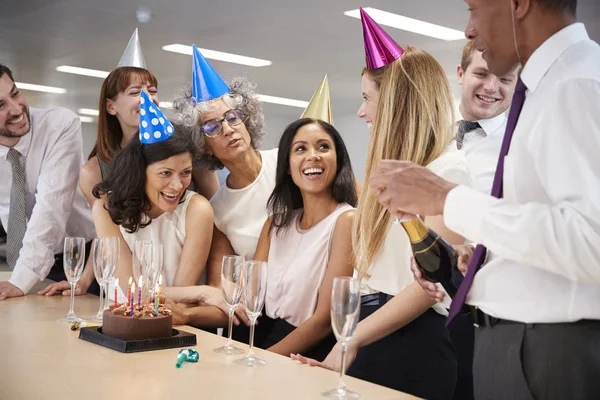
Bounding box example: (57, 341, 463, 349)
(360, 7, 404, 69)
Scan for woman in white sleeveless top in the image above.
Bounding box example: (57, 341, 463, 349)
(172, 78, 277, 264)
(229, 118, 356, 361)
(91, 125, 226, 327)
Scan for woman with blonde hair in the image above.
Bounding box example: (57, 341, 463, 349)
(294, 10, 468, 400)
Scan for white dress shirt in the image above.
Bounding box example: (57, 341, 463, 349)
(0, 108, 95, 294)
(444, 23, 600, 323)
(460, 113, 506, 194)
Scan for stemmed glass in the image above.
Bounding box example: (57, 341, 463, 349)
(132, 240, 152, 284)
(57, 237, 86, 323)
(322, 277, 361, 399)
(234, 260, 268, 367)
(89, 237, 120, 323)
(146, 243, 164, 298)
(214, 255, 245, 355)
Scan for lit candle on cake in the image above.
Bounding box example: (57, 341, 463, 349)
(154, 282, 159, 316)
(127, 277, 132, 307)
(114, 278, 119, 308)
(130, 282, 136, 316)
(137, 276, 143, 308)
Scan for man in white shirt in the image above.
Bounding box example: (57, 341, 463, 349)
(0, 64, 96, 300)
(369, 0, 600, 398)
(456, 40, 518, 193)
(451, 40, 517, 400)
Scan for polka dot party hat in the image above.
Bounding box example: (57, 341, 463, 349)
(138, 90, 174, 144)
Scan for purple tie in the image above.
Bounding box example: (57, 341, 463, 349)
(447, 78, 527, 325)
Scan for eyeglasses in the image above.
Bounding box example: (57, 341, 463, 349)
(201, 109, 246, 138)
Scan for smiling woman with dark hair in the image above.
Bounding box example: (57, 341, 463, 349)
(91, 124, 217, 309)
(229, 118, 356, 360)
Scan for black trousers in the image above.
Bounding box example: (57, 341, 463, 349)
(46, 241, 100, 296)
(448, 313, 475, 400)
(473, 319, 600, 400)
(347, 303, 457, 400)
(231, 314, 337, 362)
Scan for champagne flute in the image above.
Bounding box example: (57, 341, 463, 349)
(146, 243, 164, 295)
(322, 277, 361, 399)
(234, 260, 268, 367)
(214, 255, 245, 355)
(89, 237, 120, 322)
(57, 237, 86, 323)
(132, 240, 152, 284)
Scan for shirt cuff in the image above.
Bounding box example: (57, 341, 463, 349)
(443, 185, 498, 244)
(8, 265, 41, 295)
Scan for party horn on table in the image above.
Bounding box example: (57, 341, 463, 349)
(176, 349, 199, 368)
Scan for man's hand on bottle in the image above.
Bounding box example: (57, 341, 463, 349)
(410, 244, 474, 303)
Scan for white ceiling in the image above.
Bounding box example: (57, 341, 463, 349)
(2, 0, 599, 134)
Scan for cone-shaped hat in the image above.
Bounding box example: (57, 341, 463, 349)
(138, 90, 174, 144)
(301, 75, 333, 125)
(191, 45, 231, 103)
(118, 28, 147, 68)
(360, 8, 404, 69)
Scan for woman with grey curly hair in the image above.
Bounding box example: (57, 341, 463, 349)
(171, 76, 278, 264)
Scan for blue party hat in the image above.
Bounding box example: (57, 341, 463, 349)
(139, 90, 174, 144)
(191, 45, 231, 102)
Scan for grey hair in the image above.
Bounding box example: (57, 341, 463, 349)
(170, 77, 265, 170)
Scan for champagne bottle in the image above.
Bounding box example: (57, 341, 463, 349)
(400, 217, 459, 298)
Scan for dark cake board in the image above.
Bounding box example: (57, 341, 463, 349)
(79, 327, 197, 353)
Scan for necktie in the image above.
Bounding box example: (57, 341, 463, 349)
(447, 78, 528, 324)
(6, 148, 28, 269)
(456, 120, 481, 149)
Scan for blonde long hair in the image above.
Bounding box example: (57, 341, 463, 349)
(353, 46, 455, 279)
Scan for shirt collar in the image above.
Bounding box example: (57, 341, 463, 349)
(521, 23, 589, 93)
(477, 112, 506, 137)
(458, 110, 505, 137)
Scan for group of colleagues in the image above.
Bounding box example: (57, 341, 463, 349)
(1, 1, 599, 399)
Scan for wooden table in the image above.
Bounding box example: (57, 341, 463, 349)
(0, 295, 416, 400)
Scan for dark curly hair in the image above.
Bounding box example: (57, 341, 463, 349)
(92, 123, 198, 233)
(268, 118, 357, 236)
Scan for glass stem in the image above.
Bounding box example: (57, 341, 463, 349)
(104, 283, 110, 310)
(248, 319, 256, 358)
(226, 307, 235, 345)
(337, 343, 348, 391)
(96, 284, 104, 315)
(68, 281, 76, 316)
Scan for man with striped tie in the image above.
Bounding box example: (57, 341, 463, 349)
(0, 64, 96, 300)
(448, 40, 518, 400)
(369, 0, 600, 398)
(456, 40, 518, 194)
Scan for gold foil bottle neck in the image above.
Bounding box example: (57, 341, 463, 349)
(400, 217, 429, 242)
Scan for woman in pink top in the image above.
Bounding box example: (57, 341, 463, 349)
(233, 118, 356, 361)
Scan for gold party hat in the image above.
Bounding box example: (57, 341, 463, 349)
(301, 75, 333, 125)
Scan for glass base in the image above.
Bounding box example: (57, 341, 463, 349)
(213, 344, 245, 355)
(87, 313, 104, 324)
(321, 388, 360, 399)
(234, 355, 266, 367)
(57, 315, 85, 324)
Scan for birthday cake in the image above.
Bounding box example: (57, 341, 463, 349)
(102, 304, 173, 341)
